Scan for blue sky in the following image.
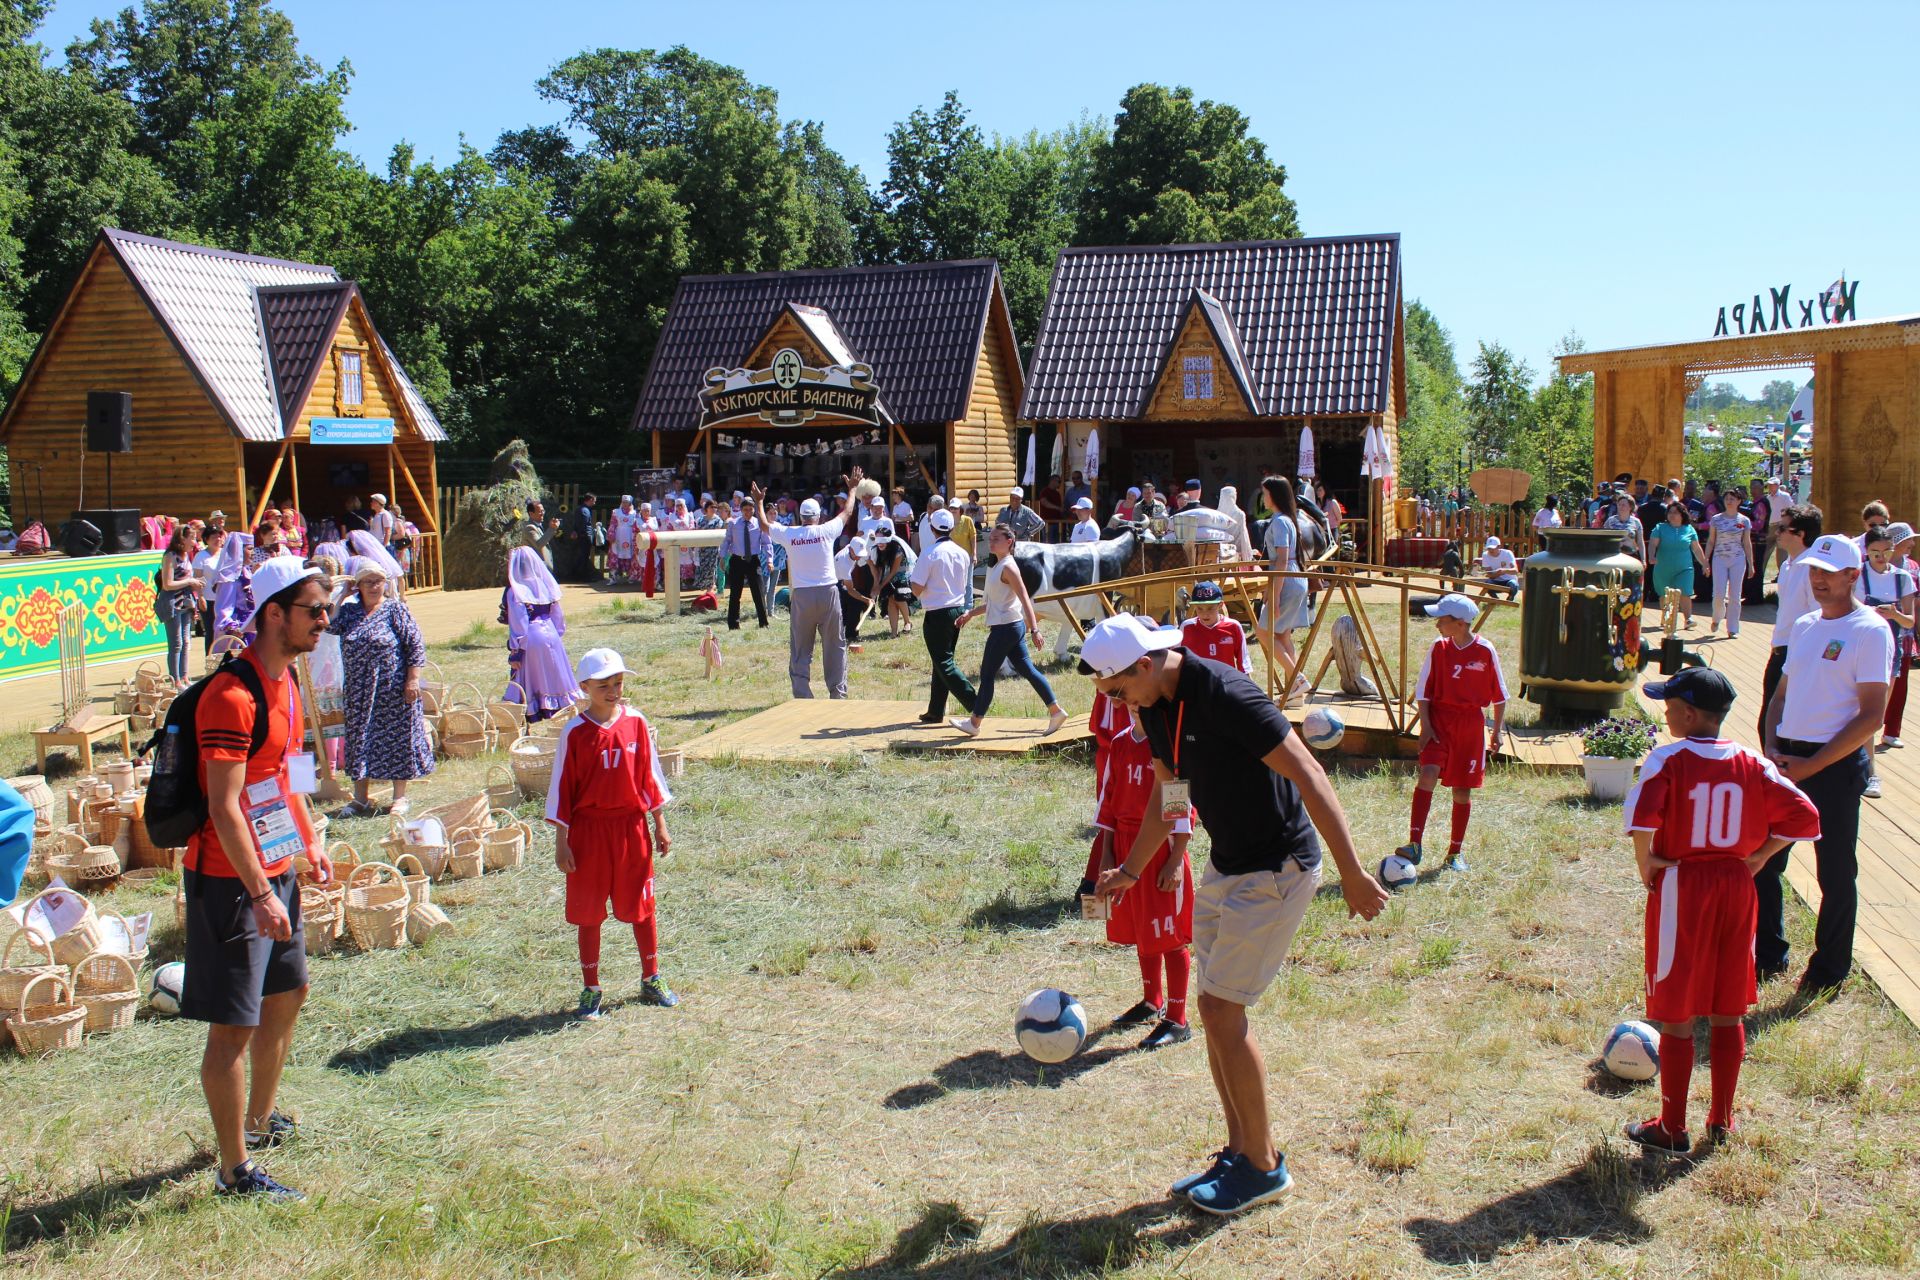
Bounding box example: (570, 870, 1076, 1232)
(36, 0, 1920, 391)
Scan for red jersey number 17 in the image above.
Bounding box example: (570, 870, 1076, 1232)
(600, 746, 624, 770)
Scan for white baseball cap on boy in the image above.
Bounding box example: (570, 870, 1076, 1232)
(1424, 593, 1478, 622)
(575, 647, 633, 682)
(1077, 613, 1181, 677)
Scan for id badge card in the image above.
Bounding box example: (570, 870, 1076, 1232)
(245, 776, 306, 867)
(286, 752, 318, 795)
(1079, 894, 1111, 921)
(1160, 779, 1192, 821)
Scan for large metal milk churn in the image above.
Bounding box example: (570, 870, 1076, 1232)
(1518, 528, 1644, 718)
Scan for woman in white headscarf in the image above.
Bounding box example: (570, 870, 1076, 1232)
(498, 545, 583, 721)
(607, 495, 641, 584)
(329, 555, 434, 817)
(637, 501, 662, 596)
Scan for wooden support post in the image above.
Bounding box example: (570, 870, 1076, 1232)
(664, 548, 682, 613)
(652, 431, 662, 467)
(389, 444, 438, 534)
(705, 431, 714, 496)
(252, 436, 293, 529)
(296, 655, 350, 802)
(388, 451, 397, 512)
(288, 441, 301, 518)
(235, 449, 249, 529)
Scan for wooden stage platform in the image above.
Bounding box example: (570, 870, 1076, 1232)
(677, 699, 1090, 762)
(1314, 694, 1587, 773)
(1652, 605, 1920, 1024)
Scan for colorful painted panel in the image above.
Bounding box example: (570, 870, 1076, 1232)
(0, 552, 165, 682)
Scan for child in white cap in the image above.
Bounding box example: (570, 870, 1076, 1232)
(1477, 536, 1519, 599)
(1397, 594, 1507, 875)
(545, 647, 677, 1019)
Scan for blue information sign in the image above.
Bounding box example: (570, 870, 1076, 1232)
(310, 417, 396, 445)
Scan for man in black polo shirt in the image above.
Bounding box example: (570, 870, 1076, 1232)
(1087, 613, 1389, 1215)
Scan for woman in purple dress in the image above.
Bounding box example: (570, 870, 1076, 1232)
(330, 557, 436, 818)
(500, 545, 582, 721)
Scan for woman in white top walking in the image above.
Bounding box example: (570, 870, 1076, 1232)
(1704, 488, 1755, 636)
(951, 524, 1066, 736)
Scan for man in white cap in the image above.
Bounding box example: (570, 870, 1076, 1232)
(365, 493, 393, 550)
(750, 471, 859, 698)
(909, 508, 976, 725)
(1085, 612, 1387, 1216)
(1762, 532, 1891, 995)
(996, 487, 1046, 543)
(835, 535, 872, 654)
(1477, 535, 1519, 599)
(1069, 496, 1101, 543)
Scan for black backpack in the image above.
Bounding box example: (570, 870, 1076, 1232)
(142, 656, 270, 848)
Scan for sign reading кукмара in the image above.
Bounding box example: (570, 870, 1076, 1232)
(698, 348, 884, 429)
(1713, 278, 1859, 336)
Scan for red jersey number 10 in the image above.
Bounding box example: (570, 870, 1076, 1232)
(1687, 781, 1743, 849)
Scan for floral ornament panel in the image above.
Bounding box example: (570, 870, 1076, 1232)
(0, 553, 167, 681)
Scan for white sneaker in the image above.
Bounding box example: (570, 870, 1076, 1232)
(949, 716, 980, 738)
(1045, 708, 1068, 736)
(1883, 737, 1904, 750)
(1865, 775, 1882, 800)
(389, 797, 411, 818)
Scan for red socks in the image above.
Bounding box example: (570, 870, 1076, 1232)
(1409, 786, 1434, 844)
(1138, 949, 1165, 1009)
(580, 919, 660, 986)
(1164, 949, 1191, 1025)
(1449, 799, 1471, 856)
(1708, 1023, 1745, 1129)
(1659, 1033, 1694, 1134)
(578, 922, 602, 988)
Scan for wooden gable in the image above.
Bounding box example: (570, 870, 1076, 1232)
(1142, 303, 1255, 422)
(948, 287, 1025, 502)
(0, 243, 241, 523)
(292, 294, 422, 439)
(742, 310, 832, 371)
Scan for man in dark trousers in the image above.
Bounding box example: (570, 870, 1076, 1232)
(909, 508, 976, 724)
(1088, 613, 1389, 1215)
(724, 495, 769, 628)
(565, 493, 598, 583)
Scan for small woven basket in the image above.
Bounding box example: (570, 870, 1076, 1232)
(47, 844, 122, 891)
(447, 831, 485, 880)
(483, 809, 527, 871)
(344, 862, 409, 951)
(511, 737, 557, 796)
(327, 840, 362, 884)
(0, 931, 65, 1008)
(72, 951, 141, 1034)
(381, 819, 450, 880)
(416, 660, 450, 716)
(300, 891, 339, 955)
(406, 900, 453, 945)
(7, 972, 86, 1056)
(424, 794, 492, 835)
(658, 747, 685, 780)
(487, 682, 528, 736)
(10, 773, 56, 827)
(133, 659, 168, 698)
(484, 765, 521, 811)
(393, 853, 433, 908)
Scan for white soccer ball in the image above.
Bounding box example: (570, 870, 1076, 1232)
(1602, 1020, 1661, 1081)
(1302, 706, 1345, 750)
(1015, 987, 1088, 1064)
(149, 961, 186, 1017)
(1378, 854, 1419, 891)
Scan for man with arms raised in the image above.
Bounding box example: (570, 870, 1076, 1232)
(750, 470, 859, 699)
(1088, 614, 1389, 1214)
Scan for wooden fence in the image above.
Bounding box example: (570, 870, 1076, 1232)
(1408, 508, 1541, 562)
(439, 483, 589, 533)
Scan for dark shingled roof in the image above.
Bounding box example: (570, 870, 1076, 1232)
(1020, 234, 1402, 421)
(257, 282, 356, 423)
(630, 260, 1009, 433)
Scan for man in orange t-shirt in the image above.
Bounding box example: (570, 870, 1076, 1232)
(180, 558, 333, 1201)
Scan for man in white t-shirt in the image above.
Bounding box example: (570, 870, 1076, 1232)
(917, 494, 947, 555)
(910, 509, 976, 724)
(750, 476, 856, 699)
(365, 494, 394, 548)
(1762, 533, 1891, 994)
(1068, 496, 1101, 543)
(1477, 536, 1520, 599)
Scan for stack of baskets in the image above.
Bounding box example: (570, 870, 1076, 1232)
(2, 891, 150, 1054)
(438, 681, 499, 758)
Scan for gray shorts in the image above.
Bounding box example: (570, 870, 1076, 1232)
(1193, 859, 1319, 1006)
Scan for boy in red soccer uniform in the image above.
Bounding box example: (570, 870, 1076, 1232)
(1093, 707, 1195, 1050)
(1077, 689, 1130, 900)
(1179, 580, 1251, 674)
(1622, 667, 1819, 1152)
(546, 647, 677, 1020)
(1398, 593, 1507, 875)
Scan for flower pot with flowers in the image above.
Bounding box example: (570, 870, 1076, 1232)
(1580, 715, 1658, 801)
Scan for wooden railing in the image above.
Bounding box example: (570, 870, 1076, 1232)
(405, 532, 442, 592)
(1404, 508, 1539, 562)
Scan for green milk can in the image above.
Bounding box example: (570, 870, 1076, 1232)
(1519, 528, 1645, 719)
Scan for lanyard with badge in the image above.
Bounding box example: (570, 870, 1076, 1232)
(1160, 703, 1192, 820)
(243, 676, 317, 867)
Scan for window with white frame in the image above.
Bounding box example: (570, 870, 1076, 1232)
(1182, 355, 1214, 401)
(337, 348, 365, 414)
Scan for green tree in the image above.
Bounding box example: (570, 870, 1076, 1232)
(1521, 333, 1594, 503)
(785, 119, 875, 268)
(1759, 378, 1799, 414)
(1684, 432, 1760, 490)
(1395, 300, 1469, 496)
(1080, 83, 1299, 245)
(990, 119, 1100, 337)
(873, 91, 1002, 263)
(1463, 341, 1534, 468)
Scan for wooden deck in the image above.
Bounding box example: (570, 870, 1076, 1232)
(677, 699, 1090, 762)
(1649, 605, 1920, 1023)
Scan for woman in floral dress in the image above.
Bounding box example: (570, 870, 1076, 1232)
(329, 557, 435, 818)
(695, 497, 725, 590)
(606, 496, 641, 583)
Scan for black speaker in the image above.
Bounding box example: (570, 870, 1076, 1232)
(61, 516, 103, 558)
(86, 391, 132, 453)
(75, 507, 142, 554)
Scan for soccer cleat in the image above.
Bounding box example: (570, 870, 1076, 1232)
(245, 1110, 297, 1152)
(949, 716, 981, 738)
(574, 987, 604, 1021)
(214, 1161, 305, 1201)
(1111, 1000, 1164, 1030)
(1864, 775, 1882, 799)
(1706, 1121, 1736, 1147)
(1169, 1149, 1236, 1198)
(1186, 1152, 1294, 1215)
(1141, 1019, 1193, 1050)
(1622, 1118, 1691, 1156)
(640, 976, 680, 1008)
(1883, 737, 1904, 750)
(1444, 852, 1469, 873)
(1396, 841, 1424, 867)
(1045, 708, 1069, 736)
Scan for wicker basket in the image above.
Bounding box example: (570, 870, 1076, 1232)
(47, 844, 121, 890)
(133, 659, 168, 698)
(10, 773, 55, 828)
(528, 714, 571, 741)
(72, 951, 141, 1034)
(487, 682, 528, 736)
(173, 883, 186, 931)
(300, 891, 339, 955)
(483, 809, 527, 871)
(126, 795, 175, 870)
(7, 972, 86, 1056)
(416, 660, 450, 716)
(76, 796, 115, 844)
(327, 840, 361, 884)
(440, 713, 497, 758)
(658, 747, 685, 780)
(381, 819, 450, 880)
(484, 765, 521, 811)
(343, 863, 409, 951)
(0, 930, 64, 1008)
(424, 794, 492, 835)
(447, 832, 485, 879)
(406, 900, 453, 945)
(113, 683, 141, 716)
(393, 853, 433, 908)
(510, 737, 557, 797)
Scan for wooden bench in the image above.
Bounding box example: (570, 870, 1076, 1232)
(33, 715, 133, 773)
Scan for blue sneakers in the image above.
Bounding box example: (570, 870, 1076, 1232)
(1444, 851, 1469, 873)
(575, 987, 604, 1021)
(1186, 1153, 1294, 1215)
(1169, 1148, 1235, 1198)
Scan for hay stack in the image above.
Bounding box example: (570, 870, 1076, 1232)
(443, 440, 546, 591)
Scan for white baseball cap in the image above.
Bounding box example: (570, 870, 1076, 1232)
(575, 647, 632, 682)
(369, 493, 387, 505)
(798, 498, 822, 519)
(1424, 593, 1478, 622)
(848, 536, 869, 561)
(1077, 613, 1181, 678)
(928, 508, 955, 532)
(1072, 496, 1093, 511)
(1801, 534, 1862, 573)
(250, 557, 321, 606)
(1008, 486, 1025, 499)
(1484, 535, 1502, 550)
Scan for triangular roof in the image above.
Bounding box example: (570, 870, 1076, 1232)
(1, 228, 446, 443)
(631, 259, 1016, 433)
(1146, 289, 1261, 416)
(257, 281, 356, 423)
(1020, 234, 1404, 421)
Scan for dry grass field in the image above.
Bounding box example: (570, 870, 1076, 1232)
(3, 587, 1917, 1278)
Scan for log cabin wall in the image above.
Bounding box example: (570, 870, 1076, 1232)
(948, 313, 1023, 502)
(2, 247, 243, 525)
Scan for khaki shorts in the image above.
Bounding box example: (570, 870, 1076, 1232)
(1193, 859, 1320, 1006)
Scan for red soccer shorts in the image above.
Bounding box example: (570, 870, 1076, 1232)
(1644, 859, 1757, 1021)
(1105, 823, 1194, 957)
(1418, 707, 1487, 790)
(564, 814, 656, 926)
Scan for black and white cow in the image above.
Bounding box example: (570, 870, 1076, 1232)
(1011, 527, 1143, 657)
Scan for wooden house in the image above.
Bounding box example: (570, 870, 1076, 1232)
(630, 260, 1024, 503)
(0, 229, 448, 583)
(1020, 235, 1405, 557)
